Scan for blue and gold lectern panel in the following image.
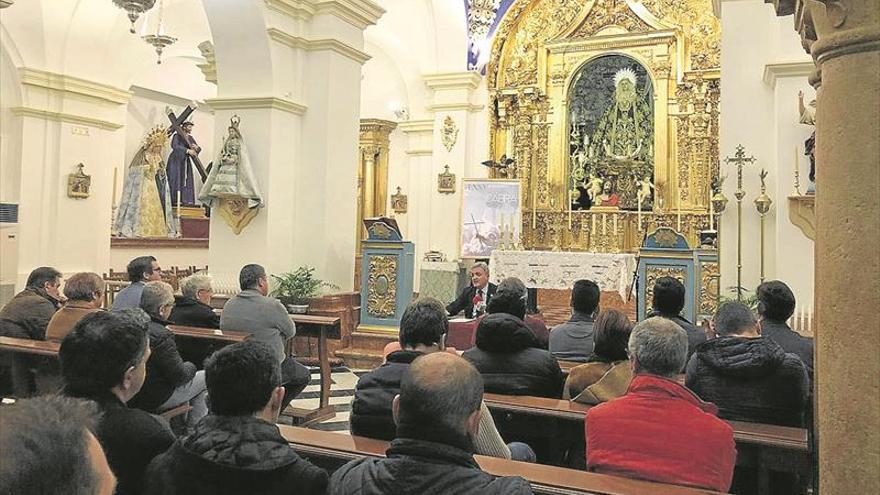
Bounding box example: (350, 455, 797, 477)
(637, 227, 719, 324)
(358, 219, 414, 333)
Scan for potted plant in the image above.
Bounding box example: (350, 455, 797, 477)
(270, 266, 338, 314)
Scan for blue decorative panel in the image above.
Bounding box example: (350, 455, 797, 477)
(359, 240, 415, 332)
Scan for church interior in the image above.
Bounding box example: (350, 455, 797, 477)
(0, 0, 877, 494)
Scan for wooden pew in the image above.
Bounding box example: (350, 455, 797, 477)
(166, 325, 249, 344)
(483, 392, 810, 495)
(278, 425, 727, 495)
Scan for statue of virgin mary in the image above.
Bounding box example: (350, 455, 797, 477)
(114, 126, 179, 237)
(590, 68, 654, 164)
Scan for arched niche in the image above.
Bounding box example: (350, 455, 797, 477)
(567, 53, 655, 211)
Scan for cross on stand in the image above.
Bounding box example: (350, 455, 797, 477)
(723, 144, 756, 302)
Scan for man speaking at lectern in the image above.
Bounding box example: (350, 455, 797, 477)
(447, 263, 497, 319)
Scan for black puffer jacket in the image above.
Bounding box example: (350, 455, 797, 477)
(144, 415, 328, 495)
(350, 349, 421, 440)
(328, 424, 533, 495)
(685, 336, 809, 427)
(463, 313, 564, 398)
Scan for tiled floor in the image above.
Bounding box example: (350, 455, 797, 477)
(287, 367, 369, 435)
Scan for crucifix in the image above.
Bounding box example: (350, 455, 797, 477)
(723, 144, 756, 302)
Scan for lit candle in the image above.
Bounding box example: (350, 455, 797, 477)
(568, 187, 573, 229)
(602, 213, 607, 236)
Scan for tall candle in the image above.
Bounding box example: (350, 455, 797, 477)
(613, 213, 618, 236)
(677, 200, 682, 232)
(637, 198, 642, 232)
(532, 187, 537, 229)
(709, 193, 715, 231)
(602, 213, 607, 236)
(111, 167, 118, 204)
(568, 187, 572, 229)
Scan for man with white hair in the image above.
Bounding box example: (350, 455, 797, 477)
(170, 274, 219, 329)
(585, 317, 735, 492)
(446, 262, 496, 319)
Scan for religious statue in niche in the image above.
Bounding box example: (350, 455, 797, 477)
(165, 118, 201, 207)
(114, 126, 179, 238)
(67, 163, 91, 199)
(198, 115, 264, 234)
(798, 90, 817, 194)
(568, 55, 654, 211)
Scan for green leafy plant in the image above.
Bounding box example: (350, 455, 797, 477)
(719, 285, 759, 310)
(270, 266, 338, 306)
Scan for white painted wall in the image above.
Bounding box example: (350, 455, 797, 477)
(720, 0, 815, 307)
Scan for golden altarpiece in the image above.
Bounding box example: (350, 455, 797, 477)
(488, 0, 720, 254)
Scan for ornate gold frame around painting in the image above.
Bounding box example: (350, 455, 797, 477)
(488, 0, 720, 252)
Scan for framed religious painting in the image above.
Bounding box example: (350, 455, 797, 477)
(460, 179, 521, 258)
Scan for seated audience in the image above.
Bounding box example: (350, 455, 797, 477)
(220, 264, 311, 408)
(446, 262, 496, 318)
(61, 310, 175, 495)
(757, 280, 813, 378)
(329, 352, 533, 495)
(112, 256, 162, 311)
(549, 279, 600, 361)
(0, 395, 116, 495)
(463, 306, 564, 398)
(485, 277, 549, 348)
(564, 309, 634, 403)
(144, 341, 328, 495)
(169, 274, 219, 329)
(0, 266, 63, 339)
(128, 281, 208, 427)
(351, 297, 533, 461)
(646, 276, 706, 361)
(586, 317, 735, 492)
(46, 272, 105, 342)
(686, 302, 810, 427)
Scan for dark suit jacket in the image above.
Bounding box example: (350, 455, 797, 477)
(446, 283, 497, 319)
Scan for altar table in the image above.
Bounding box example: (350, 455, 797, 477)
(489, 251, 637, 299)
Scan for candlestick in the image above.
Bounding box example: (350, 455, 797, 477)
(532, 187, 537, 230)
(637, 198, 642, 232)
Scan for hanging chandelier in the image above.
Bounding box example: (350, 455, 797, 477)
(113, 0, 156, 34)
(141, 0, 176, 64)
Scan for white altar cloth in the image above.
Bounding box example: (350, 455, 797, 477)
(489, 251, 637, 299)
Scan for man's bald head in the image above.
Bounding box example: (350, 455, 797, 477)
(397, 352, 483, 434)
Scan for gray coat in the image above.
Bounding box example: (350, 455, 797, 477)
(548, 312, 595, 362)
(220, 289, 295, 363)
(111, 281, 145, 311)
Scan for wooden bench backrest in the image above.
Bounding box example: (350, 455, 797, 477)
(166, 325, 249, 343)
(0, 336, 60, 356)
(278, 425, 726, 495)
(483, 393, 808, 452)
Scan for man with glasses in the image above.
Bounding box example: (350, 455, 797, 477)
(112, 256, 163, 311)
(170, 274, 219, 329)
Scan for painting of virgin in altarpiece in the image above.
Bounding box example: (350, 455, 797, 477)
(568, 54, 654, 211)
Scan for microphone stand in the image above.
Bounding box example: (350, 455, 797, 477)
(627, 229, 649, 308)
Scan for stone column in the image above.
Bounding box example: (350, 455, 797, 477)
(767, 1, 880, 492)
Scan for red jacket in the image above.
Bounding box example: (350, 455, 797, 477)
(586, 374, 736, 492)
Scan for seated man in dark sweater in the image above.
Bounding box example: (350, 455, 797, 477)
(646, 276, 706, 362)
(60, 309, 175, 495)
(549, 279, 600, 362)
(330, 352, 533, 495)
(144, 340, 328, 495)
(169, 274, 222, 369)
(686, 302, 809, 427)
(756, 280, 813, 378)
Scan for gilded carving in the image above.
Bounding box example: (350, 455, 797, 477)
(367, 255, 398, 318)
(700, 261, 720, 316)
(641, 0, 721, 70)
(441, 115, 459, 152)
(218, 198, 260, 235)
(572, 0, 652, 37)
